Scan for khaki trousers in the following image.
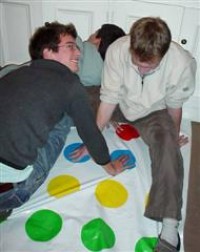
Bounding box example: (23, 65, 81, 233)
(118, 109, 183, 221)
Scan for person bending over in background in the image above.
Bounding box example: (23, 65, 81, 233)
(0, 22, 128, 222)
(77, 24, 126, 86)
(73, 17, 196, 252)
(76, 24, 126, 119)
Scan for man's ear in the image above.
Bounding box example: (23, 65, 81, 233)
(91, 37, 101, 49)
(43, 48, 54, 59)
(95, 37, 101, 49)
(88, 33, 101, 49)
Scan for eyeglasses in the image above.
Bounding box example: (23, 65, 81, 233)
(57, 42, 79, 51)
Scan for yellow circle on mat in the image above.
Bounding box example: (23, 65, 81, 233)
(95, 179, 128, 208)
(47, 175, 80, 198)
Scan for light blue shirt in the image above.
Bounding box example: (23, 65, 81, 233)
(76, 36, 103, 86)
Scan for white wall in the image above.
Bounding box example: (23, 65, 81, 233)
(140, 0, 200, 8)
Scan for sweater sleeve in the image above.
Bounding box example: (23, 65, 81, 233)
(68, 88, 111, 165)
(165, 58, 197, 108)
(100, 40, 124, 104)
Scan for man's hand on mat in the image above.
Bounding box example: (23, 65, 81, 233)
(103, 155, 132, 176)
(70, 144, 89, 161)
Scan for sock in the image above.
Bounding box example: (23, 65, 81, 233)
(160, 218, 179, 247)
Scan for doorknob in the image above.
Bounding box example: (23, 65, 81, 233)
(181, 39, 187, 45)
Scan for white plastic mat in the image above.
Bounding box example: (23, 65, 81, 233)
(0, 121, 191, 252)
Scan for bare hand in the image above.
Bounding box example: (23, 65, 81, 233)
(70, 144, 89, 162)
(111, 121, 120, 130)
(178, 134, 189, 147)
(103, 154, 134, 176)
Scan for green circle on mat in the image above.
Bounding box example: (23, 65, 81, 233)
(135, 237, 158, 252)
(25, 209, 62, 241)
(81, 218, 115, 251)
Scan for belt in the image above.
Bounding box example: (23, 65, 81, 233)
(0, 157, 25, 170)
(0, 183, 14, 193)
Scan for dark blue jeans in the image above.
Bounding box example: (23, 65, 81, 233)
(0, 115, 72, 211)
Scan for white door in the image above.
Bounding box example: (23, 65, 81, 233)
(0, 0, 43, 66)
(110, 0, 184, 41)
(180, 7, 200, 121)
(42, 0, 110, 41)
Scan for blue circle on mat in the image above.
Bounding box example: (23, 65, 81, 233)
(63, 143, 90, 163)
(110, 149, 136, 169)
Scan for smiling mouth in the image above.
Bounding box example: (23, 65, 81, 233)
(71, 59, 79, 64)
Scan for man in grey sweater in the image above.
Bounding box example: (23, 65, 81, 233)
(0, 22, 127, 221)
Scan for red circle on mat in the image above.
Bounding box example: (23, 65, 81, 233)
(116, 123, 140, 141)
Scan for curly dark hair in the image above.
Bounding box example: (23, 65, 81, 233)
(29, 21, 77, 60)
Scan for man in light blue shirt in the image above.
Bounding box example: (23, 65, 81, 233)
(77, 24, 125, 86)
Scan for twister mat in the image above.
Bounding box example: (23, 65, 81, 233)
(0, 122, 191, 252)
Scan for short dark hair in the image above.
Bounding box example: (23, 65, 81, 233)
(130, 17, 171, 62)
(96, 24, 126, 60)
(29, 21, 77, 60)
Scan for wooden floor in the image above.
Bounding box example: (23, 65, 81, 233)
(184, 122, 200, 252)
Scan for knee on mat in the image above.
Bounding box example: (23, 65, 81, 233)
(153, 130, 175, 146)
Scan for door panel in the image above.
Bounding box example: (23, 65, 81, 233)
(111, 0, 184, 41)
(42, 1, 110, 40)
(0, 0, 43, 65)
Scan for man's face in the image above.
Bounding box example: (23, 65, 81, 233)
(131, 54, 160, 75)
(87, 31, 101, 49)
(44, 34, 81, 73)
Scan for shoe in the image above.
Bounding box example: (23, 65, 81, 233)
(0, 209, 13, 223)
(154, 233, 180, 252)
